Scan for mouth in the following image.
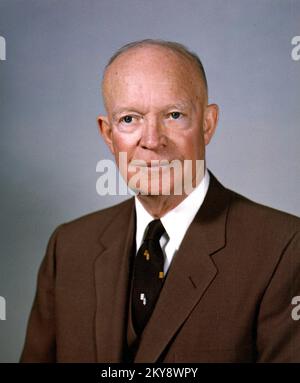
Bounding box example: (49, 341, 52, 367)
(129, 159, 173, 168)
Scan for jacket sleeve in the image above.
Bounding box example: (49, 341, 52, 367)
(19, 225, 63, 363)
(256, 231, 300, 362)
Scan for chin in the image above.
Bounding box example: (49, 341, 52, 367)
(129, 176, 184, 196)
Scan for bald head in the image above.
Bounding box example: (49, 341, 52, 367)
(102, 40, 208, 111)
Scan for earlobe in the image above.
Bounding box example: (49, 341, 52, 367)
(203, 104, 219, 146)
(97, 115, 115, 154)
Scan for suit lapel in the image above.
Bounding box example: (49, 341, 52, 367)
(94, 198, 136, 362)
(134, 173, 232, 362)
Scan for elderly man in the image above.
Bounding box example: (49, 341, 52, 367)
(20, 39, 300, 363)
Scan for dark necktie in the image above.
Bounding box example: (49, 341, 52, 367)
(132, 219, 166, 336)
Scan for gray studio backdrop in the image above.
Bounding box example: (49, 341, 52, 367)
(0, 0, 299, 362)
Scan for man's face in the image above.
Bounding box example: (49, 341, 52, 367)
(99, 46, 218, 195)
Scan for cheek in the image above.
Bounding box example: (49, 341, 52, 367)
(112, 130, 139, 155)
(174, 129, 203, 159)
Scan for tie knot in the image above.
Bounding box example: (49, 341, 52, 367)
(144, 219, 165, 241)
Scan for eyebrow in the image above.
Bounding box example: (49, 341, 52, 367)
(163, 102, 191, 110)
(112, 108, 141, 119)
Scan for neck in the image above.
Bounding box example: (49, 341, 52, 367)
(136, 193, 188, 218)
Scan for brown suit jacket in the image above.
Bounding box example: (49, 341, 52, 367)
(20, 171, 300, 362)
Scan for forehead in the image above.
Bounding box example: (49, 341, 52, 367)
(102, 46, 204, 110)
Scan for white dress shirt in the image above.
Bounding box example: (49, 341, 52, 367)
(134, 168, 210, 275)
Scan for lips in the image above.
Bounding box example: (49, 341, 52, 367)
(130, 159, 172, 167)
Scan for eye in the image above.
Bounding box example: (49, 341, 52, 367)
(169, 111, 182, 120)
(121, 115, 134, 124)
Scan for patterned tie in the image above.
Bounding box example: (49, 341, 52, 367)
(132, 219, 166, 336)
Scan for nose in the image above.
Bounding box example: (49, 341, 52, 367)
(139, 116, 167, 150)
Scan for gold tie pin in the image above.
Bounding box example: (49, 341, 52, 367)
(159, 271, 164, 279)
(143, 249, 150, 260)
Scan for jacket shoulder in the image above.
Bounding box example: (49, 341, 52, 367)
(227, 187, 300, 236)
(53, 197, 134, 242)
(209, 171, 300, 234)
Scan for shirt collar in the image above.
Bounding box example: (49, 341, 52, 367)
(134, 168, 210, 251)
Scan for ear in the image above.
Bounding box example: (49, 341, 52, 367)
(203, 104, 219, 145)
(97, 115, 115, 154)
